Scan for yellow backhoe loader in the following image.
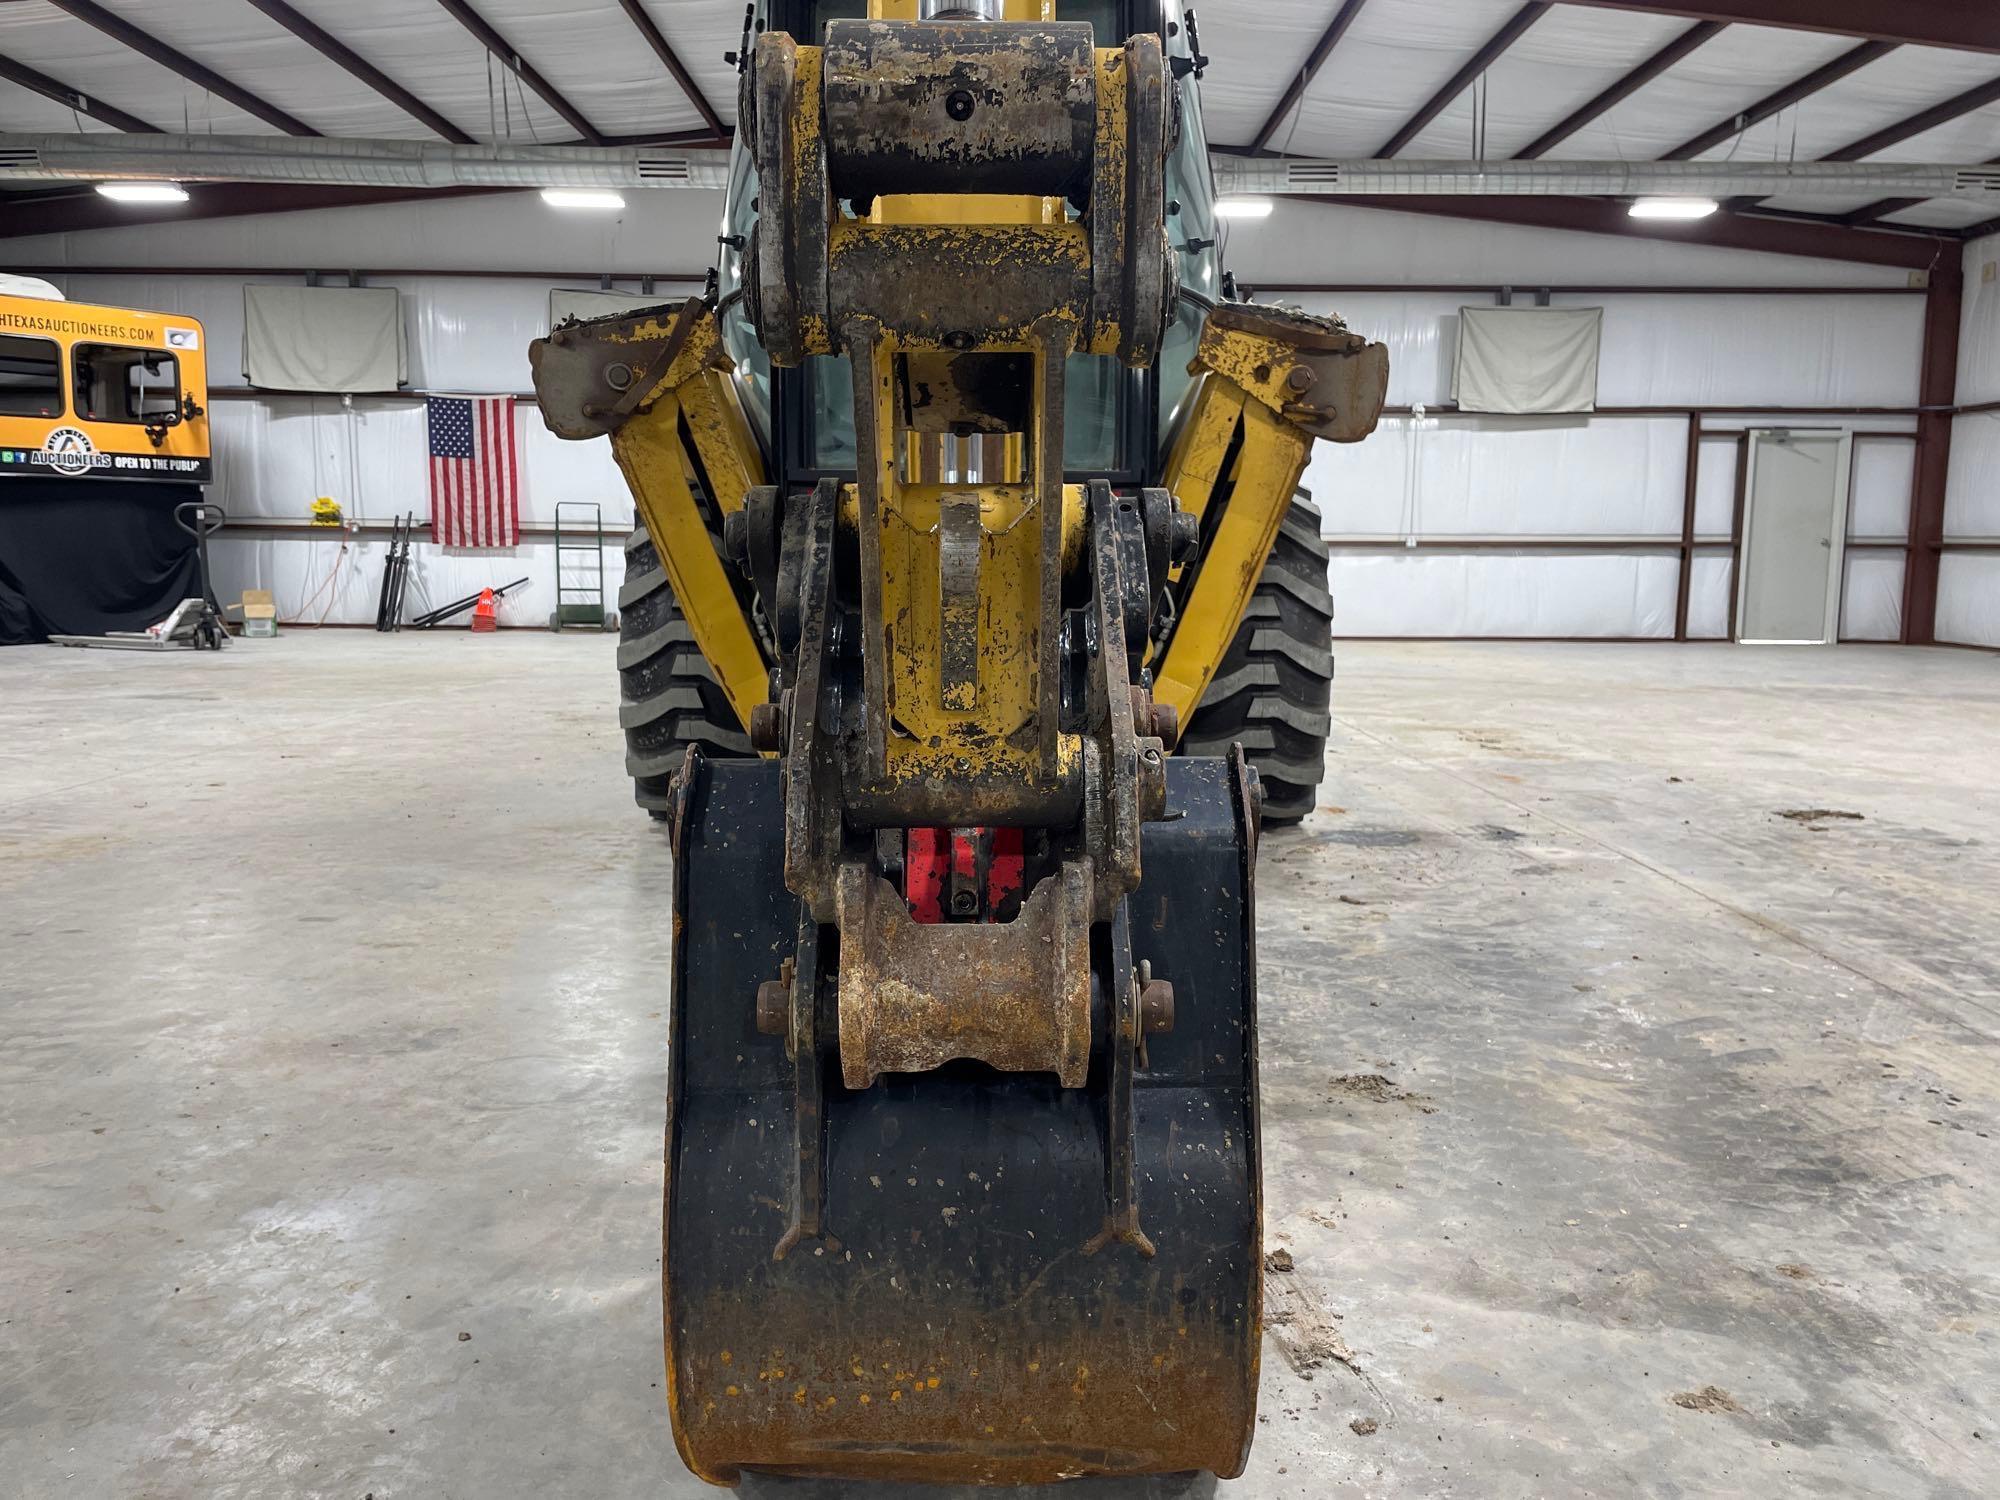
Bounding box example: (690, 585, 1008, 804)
(529, 0, 1386, 1483)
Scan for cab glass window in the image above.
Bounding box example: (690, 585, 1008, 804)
(72, 343, 179, 424)
(0, 333, 63, 418)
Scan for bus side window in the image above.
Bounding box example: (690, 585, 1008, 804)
(72, 343, 180, 423)
(0, 333, 63, 418)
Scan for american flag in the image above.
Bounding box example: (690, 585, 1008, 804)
(427, 394, 519, 548)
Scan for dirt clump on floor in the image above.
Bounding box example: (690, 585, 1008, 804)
(1670, 1386, 1741, 1414)
(1349, 1416, 1378, 1435)
(1775, 1262, 1814, 1280)
(1328, 1073, 1437, 1113)
(1266, 1248, 1295, 1273)
(1776, 808, 1864, 823)
(1267, 1272, 1359, 1379)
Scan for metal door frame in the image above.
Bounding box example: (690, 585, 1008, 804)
(1734, 426, 1852, 646)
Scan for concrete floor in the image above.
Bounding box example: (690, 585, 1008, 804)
(2, 632, 1997, 1499)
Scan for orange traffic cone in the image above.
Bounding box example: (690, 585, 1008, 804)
(470, 587, 498, 632)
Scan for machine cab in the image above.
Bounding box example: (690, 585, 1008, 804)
(715, 0, 1223, 492)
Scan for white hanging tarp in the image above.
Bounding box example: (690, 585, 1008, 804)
(1452, 305, 1602, 414)
(243, 284, 406, 393)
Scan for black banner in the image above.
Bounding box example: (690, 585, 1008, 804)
(0, 477, 204, 646)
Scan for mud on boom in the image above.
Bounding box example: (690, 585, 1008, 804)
(530, 0, 1386, 1483)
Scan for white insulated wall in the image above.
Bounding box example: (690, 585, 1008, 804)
(1228, 201, 1926, 639)
(1943, 235, 2000, 648)
(5, 192, 1934, 638)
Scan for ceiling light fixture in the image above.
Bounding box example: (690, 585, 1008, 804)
(1628, 196, 1718, 220)
(1214, 195, 1275, 219)
(94, 181, 189, 204)
(541, 187, 626, 210)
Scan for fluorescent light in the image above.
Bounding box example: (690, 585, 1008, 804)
(1629, 196, 1718, 220)
(95, 181, 188, 204)
(1214, 196, 1274, 220)
(541, 187, 626, 210)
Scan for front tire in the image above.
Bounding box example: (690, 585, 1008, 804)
(617, 529, 753, 814)
(1179, 494, 1335, 826)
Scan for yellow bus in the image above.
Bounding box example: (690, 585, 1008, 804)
(0, 287, 211, 483)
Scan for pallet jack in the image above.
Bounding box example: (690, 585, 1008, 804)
(51, 501, 229, 652)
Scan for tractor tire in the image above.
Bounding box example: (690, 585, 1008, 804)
(617, 528, 753, 815)
(1179, 494, 1335, 826)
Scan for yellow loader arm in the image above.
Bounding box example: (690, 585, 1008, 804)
(1152, 302, 1389, 733)
(529, 297, 773, 732)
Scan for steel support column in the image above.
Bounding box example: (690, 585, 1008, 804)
(1675, 413, 1700, 639)
(1903, 258, 1963, 643)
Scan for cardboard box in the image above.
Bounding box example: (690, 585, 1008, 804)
(239, 589, 277, 638)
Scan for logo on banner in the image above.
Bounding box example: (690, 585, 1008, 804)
(42, 427, 103, 476)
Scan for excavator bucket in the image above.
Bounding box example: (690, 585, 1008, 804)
(662, 751, 1263, 1484)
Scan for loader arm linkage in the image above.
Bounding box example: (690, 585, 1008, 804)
(529, 1, 1384, 1486)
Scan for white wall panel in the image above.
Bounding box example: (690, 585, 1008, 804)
(1226, 200, 1917, 291)
(1959, 239, 2000, 406)
(1839, 552, 1905, 641)
(1685, 553, 1733, 640)
(208, 398, 357, 523)
(1850, 437, 1915, 538)
(1944, 412, 2000, 537)
(1328, 551, 1678, 637)
(1292, 288, 1920, 412)
(1306, 415, 1685, 538)
(1693, 436, 1739, 537)
(1291, 292, 1465, 407)
(1936, 553, 2000, 648)
(1572, 293, 1922, 408)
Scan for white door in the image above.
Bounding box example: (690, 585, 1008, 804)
(1736, 429, 1851, 645)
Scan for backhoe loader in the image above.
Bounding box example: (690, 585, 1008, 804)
(529, 0, 1386, 1483)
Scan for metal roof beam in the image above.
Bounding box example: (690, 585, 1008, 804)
(1821, 74, 2000, 160)
(45, 0, 319, 137)
(613, 0, 726, 141)
(1378, 3, 1552, 158)
(430, 0, 605, 147)
(0, 55, 161, 134)
(1514, 21, 1725, 159)
(1248, 0, 1370, 154)
(1661, 39, 1896, 159)
(1728, 72, 2000, 214)
(1290, 192, 1949, 269)
(1560, 2, 2000, 54)
(241, 0, 475, 145)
